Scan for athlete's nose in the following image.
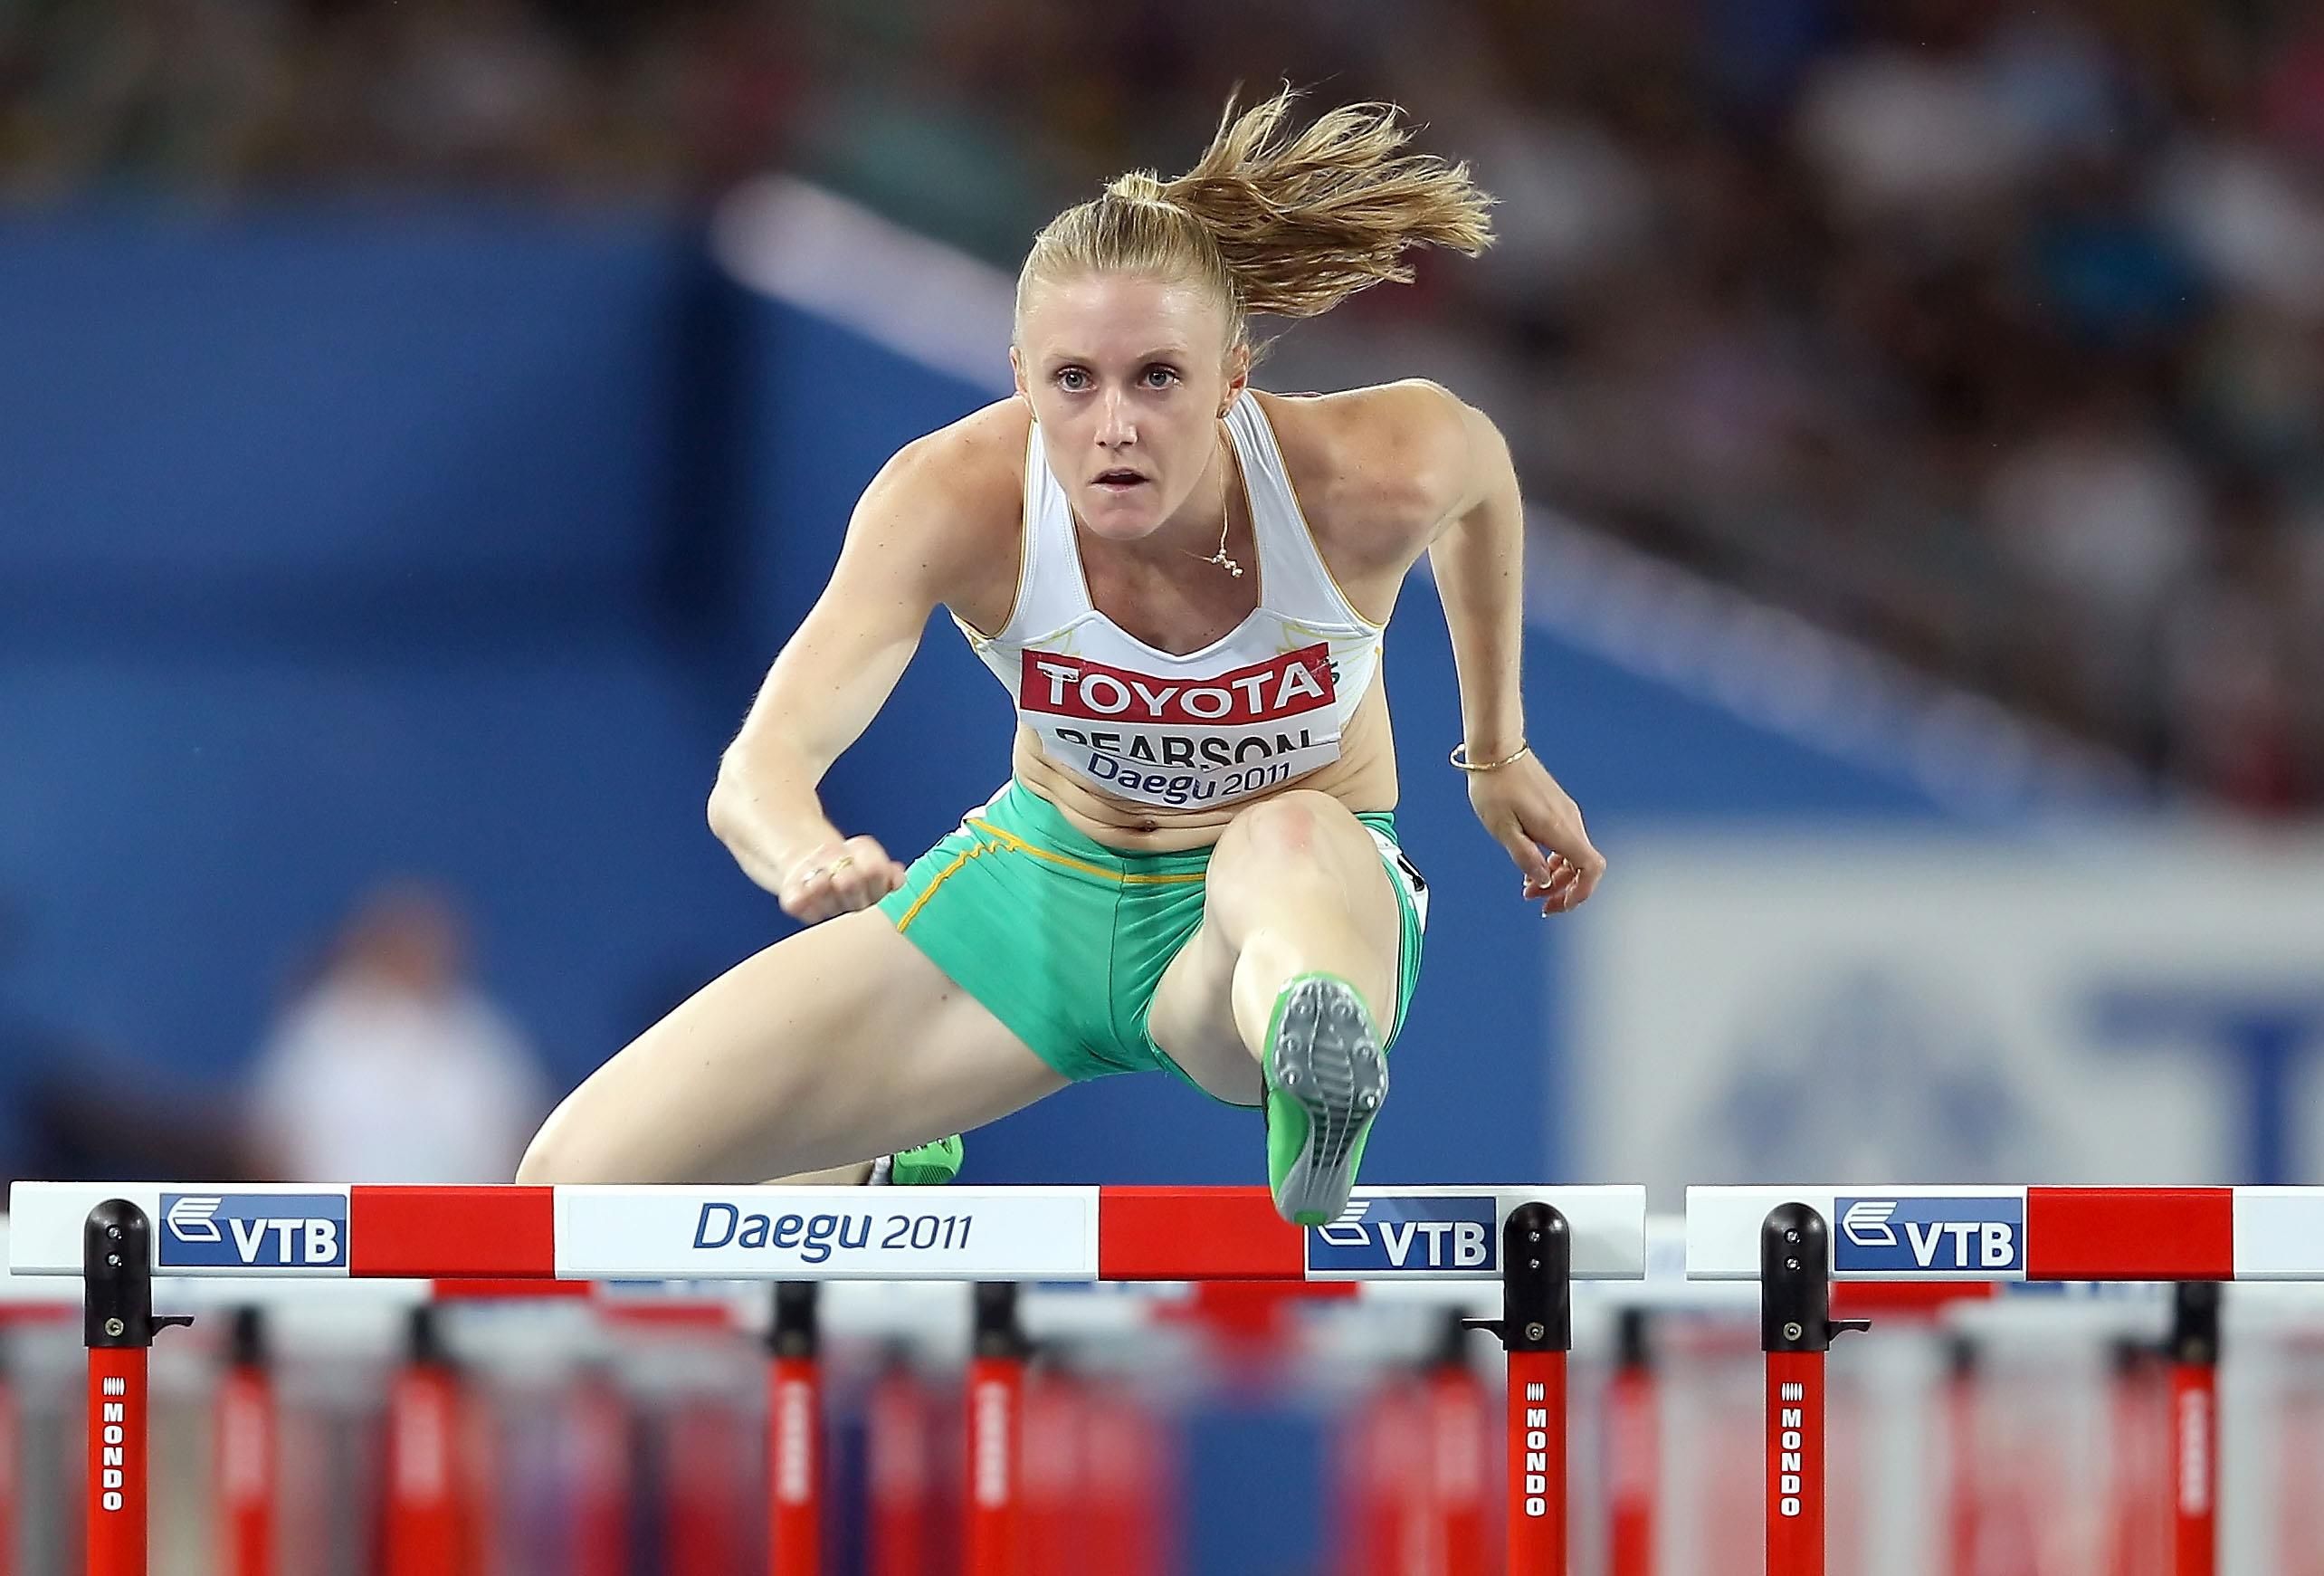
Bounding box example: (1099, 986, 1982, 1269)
(1095, 387, 1136, 449)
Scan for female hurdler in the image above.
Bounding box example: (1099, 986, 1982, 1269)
(519, 91, 1606, 1226)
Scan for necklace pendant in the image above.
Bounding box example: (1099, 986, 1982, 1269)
(1214, 553, 1243, 578)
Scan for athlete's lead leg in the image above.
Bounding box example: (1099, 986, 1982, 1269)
(1148, 790, 1405, 1221)
(1150, 791, 1405, 1095)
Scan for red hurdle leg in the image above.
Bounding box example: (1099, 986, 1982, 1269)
(1488, 1201, 1570, 1576)
(1605, 1309, 1656, 1576)
(1425, 1325, 1490, 1576)
(1760, 1204, 1866, 1576)
(1084, 1382, 1172, 1576)
(867, 1353, 935, 1576)
(666, 1399, 746, 1576)
(2168, 1284, 2221, 1576)
(567, 1370, 630, 1576)
(1506, 1352, 1566, 1576)
(967, 1284, 1027, 1576)
(2107, 1340, 2167, 1576)
(87, 1349, 148, 1576)
(84, 1201, 189, 1576)
(1371, 1378, 1433, 1576)
(1022, 1365, 1085, 1576)
(1766, 1351, 1825, 1576)
(383, 1309, 463, 1576)
(768, 1284, 822, 1576)
(217, 1311, 273, 1576)
(1334, 1377, 1399, 1576)
(1942, 1337, 1977, 1576)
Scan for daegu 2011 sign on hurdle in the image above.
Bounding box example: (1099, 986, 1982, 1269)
(6, 1180, 1646, 1282)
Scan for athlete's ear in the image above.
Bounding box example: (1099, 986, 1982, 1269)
(1220, 340, 1251, 414)
(1010, 345, 1029, 403)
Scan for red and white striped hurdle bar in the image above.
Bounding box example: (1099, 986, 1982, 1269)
(1685, 1188, 2324, 1576)
(10, 1182, 1644, 1283)
(18, 1182, 1644, 1576)
(1685, 1185, 2324, 1281)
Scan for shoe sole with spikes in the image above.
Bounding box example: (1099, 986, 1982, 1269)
(1265, 975, 1387, 1227)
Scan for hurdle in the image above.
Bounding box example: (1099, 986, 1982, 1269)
(5, 1180, 1645, 1576)
(1688, 1185, 2324, 1576)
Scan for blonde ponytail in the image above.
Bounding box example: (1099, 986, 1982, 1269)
(1017, 87, 1494, 345)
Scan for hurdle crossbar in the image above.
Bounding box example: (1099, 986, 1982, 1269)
(10, 1182, 1644, 1283)
(23, 1181, 1643, 1576)
(1685, 1187, 2324, 1576)
(1686, 1185, 2324, 1281)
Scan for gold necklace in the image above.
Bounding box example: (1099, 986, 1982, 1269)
(1184, 423, 1243, 578)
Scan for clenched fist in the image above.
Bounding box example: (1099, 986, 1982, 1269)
(778, 836, 909, 923)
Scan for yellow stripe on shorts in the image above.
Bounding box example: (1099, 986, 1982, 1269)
(893, 841, 993, 931)
(966, 818, 1207, 885)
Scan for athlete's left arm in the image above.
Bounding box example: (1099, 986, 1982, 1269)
(1415, 384, 1607, 916)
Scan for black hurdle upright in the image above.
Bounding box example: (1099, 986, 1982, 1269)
(1761, 1204, 1867, 1576)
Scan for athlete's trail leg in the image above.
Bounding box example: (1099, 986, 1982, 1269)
(517, 909, 1066, 1186)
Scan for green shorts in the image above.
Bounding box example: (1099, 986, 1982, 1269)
(876, 780, 1427, 1096)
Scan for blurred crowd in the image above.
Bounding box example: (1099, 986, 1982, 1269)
(10, 0, 2324, 807)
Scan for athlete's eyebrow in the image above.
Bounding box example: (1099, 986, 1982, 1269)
(1043, 347, 1192, 365)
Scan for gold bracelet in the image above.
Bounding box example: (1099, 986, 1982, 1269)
(1450, 740, 1532, 773)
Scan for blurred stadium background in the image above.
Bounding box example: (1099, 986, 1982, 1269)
(7, 0, 2324, 1571)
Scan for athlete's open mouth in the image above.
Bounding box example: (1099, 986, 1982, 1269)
(1093, 469, 1148, 490)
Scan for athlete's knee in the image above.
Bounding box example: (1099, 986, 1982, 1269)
(1210, 793, 1386, 936)
(1223, 790, 1351, 865)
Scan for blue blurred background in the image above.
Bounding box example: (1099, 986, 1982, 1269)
(6, 5, 2324, 1568)
(9, 0, 2323, 1200)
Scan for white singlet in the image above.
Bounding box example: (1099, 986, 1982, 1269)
(954, 391, 1388, 811)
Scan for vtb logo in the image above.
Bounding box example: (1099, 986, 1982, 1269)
(1308, 1196, 1497, 1274)
(1833, 1196, 2022, 1273)
(159, 1193, 347, 1269)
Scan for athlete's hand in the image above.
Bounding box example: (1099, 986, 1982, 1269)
(1467, 753, 1606, 916)
(777, 836, 908, 924)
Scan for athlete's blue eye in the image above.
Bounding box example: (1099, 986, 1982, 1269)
(1056, 368, 1091, 392)
(1143, 366, 1180, 388)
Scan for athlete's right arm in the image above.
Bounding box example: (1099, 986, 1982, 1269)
(708, 419, 1013, 922)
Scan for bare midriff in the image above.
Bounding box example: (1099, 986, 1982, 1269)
(1010, 677, 1400, 855)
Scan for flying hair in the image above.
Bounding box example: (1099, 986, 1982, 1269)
(1015, 86, 1496, 349)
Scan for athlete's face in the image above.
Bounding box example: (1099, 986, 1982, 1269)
(1012, 272, 1249, 542)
